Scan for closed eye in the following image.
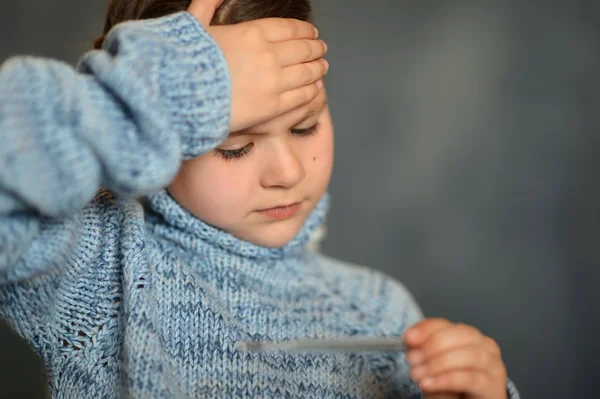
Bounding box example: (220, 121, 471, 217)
(291, 123, 319, 137)
(213, 143, 254, 161)
(213, 123, 319, 161)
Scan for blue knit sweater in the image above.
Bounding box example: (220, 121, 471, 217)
(0, 12, 518, 399)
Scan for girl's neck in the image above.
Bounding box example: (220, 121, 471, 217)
(142, 190, 329, 261)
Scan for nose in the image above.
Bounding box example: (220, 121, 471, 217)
(260, 140, 306, 189)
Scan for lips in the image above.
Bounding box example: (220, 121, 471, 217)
(257, 202, 302, 220)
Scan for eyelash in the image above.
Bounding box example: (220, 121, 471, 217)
(213, 143, 254, 161)
(290, 124, 319, 137)
(213, 124, 319, 161)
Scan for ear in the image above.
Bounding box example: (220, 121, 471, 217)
(187, 0, 225, 27)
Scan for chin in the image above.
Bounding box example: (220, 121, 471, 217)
(253, 230, 299, 248)
(246, 220, 304, 248)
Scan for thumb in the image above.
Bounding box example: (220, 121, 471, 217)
(188, 0, 225, 27)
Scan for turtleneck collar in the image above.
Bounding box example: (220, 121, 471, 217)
(143, 190, 329, 260)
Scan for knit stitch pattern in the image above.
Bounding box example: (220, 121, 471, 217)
(0, 11, 519, 399)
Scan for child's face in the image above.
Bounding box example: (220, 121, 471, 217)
(167, 90, 333, 247)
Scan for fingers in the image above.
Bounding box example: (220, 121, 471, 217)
(423, 394, 461, 399)
(255, 18, 319, 42)
(278, 80, 323, 114)
(279, 59, 329, 92)
(411, 346, 496, 380)
(405, 319, 508, 397)
(418, 370, 495, 395)
(188, 0, 225, 26)
(275, 39, 328, 67)
(207, 17, 326, 132)
(407, 323, 484, 365)
(404, 318, 453, 347)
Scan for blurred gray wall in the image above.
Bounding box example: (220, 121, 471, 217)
(1, 0, 598, 397)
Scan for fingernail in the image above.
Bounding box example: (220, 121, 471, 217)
(314, 27, 319, 38)
(410, 365, 428, 380)
(420, 378, 435, 389)
(407, 350, 423, 365)
(323, 41, 328, 52)
(316, 80, 324, 90)
(322, 59, 329, 72)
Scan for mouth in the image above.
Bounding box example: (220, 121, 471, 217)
(257, 202, 302, 220)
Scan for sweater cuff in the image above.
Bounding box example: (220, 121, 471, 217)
(129, 12, 231, 160)
(506, 378, 520, 399)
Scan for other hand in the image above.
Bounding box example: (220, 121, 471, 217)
(404, 318, 508, 399)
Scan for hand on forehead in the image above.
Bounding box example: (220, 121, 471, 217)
(239, 90, 328, 135)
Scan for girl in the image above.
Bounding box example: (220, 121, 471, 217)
(0, 0, 519, 398)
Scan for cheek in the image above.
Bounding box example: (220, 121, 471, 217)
(171, 156, 256, 224)
(307, 128, 334, 192)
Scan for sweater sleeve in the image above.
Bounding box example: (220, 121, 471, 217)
(0, 12, 230, 283)
(506, 379, 520, 399)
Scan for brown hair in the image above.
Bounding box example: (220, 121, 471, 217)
(94, 0, 313, 49)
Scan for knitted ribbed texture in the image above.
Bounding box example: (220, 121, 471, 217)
(0, 11, 520, 399)
(136, 189, 424, 398)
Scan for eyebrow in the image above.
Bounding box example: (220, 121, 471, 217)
(228, 98, 328, 138)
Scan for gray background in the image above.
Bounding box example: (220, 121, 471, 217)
(1, 0, 598, 397)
